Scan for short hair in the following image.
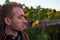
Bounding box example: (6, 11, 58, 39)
(0, 2, 23, 20)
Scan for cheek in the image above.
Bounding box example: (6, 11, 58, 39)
(12, 19, 23, 26)
(11, 19, 21, 29)
(11, 19, 25, 31)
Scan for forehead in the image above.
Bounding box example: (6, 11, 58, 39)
(12, 7, 24, 16)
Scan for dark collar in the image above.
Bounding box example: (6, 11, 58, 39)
(5, 31, 22, 40)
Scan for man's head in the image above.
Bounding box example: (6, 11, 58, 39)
(0, 2, 27, 31)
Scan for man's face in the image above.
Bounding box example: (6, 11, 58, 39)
(10, 7, 27, 31)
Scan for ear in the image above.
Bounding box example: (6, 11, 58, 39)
(4, 17, 12, 25)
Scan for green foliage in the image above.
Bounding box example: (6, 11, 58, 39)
(5, 0, 10, 3)
(25, 25, 59, 40)
(23, 6, 60, 40)
(24, 6, 60, 21)
(0, 5, 1, 7)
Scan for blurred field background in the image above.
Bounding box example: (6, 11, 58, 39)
(0, 0, 60, 40)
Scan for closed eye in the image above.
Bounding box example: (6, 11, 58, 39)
(18, 15, 24, 19)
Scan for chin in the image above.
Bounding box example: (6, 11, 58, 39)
(19, 28, 24, 31)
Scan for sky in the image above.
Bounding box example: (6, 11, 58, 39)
(0, 0, 60, 11)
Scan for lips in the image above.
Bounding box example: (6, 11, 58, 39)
(22, 25, 27, 29)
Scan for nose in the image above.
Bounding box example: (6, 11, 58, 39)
(24, 18, 27, 23)
(23, 18, 27, 24)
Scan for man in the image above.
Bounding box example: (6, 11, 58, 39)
(0, 2, 29, 40)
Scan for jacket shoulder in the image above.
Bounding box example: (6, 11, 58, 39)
(22, 31, 29, 40)
(0, 29, 5, 40)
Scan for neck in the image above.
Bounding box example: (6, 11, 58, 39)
(5, 26, 18, 37)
